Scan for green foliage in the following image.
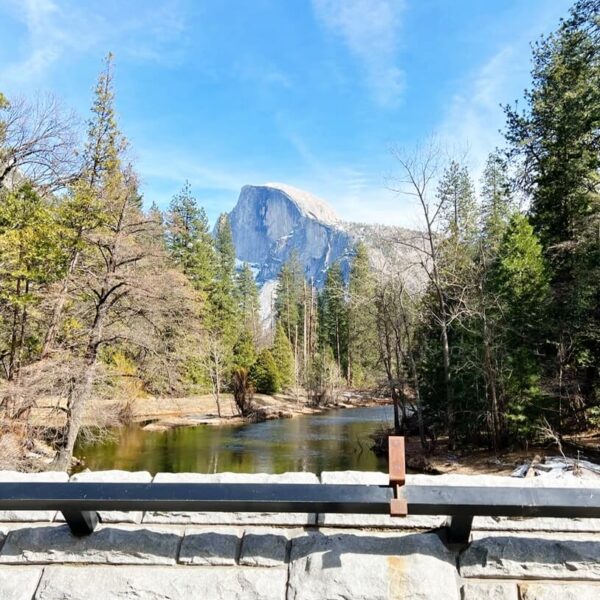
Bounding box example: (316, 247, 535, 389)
(250, 349, 281, 394)
(232, 330, 257, 371)
(166, 181, 215, 300)
(271, 323, 295, 388)
(438, 160, 478, 243)
(83, 53, 125, 186)
(319, 261, 348, 378)
(236, 262, 260, 339)
(504, 0, 600, 425)
(480, 152, 514, 252)
(347, 243, 378, 386)
(0, 183, 66, 376)
(275, 252, 303, 345)
(493, 214, 549, 320)
(209, 213, 239, 343)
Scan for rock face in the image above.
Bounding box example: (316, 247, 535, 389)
(228, 183, 418, 290)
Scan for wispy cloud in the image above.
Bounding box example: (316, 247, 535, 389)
(274, 118, 413, 225)
(233, 57, 293, 90)
(439, 46, 518, 182)
(438, 2, 572, 183)
(311, 0, 405, 107)
(1, 0, 189, 86)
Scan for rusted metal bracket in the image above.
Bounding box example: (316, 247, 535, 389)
(389, 436, 408, 516)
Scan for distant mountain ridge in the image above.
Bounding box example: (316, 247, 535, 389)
(228, 183, 420, 302)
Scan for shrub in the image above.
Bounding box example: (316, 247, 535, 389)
(250, 349, 281, 394)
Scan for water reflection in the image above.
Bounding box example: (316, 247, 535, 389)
(75, 405, 394, 474)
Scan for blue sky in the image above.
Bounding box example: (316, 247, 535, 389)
(0, 0, 573, 226)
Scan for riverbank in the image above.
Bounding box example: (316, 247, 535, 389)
(130, 390, 390, 431)
(29, 390, 390, 432)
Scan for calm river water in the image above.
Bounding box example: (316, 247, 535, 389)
(74, 405, 394, 474)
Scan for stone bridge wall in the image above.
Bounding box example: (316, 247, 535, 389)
(1, 470, 600, 599)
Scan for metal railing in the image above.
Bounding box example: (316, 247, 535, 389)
(1, 437, 599, 544)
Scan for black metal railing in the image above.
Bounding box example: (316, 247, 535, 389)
(2, 437, 600, 544)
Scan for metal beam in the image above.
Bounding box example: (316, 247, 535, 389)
(399, 485, 600, 519)
(2, 482, 600, 540)
(0, 482, 394, 514)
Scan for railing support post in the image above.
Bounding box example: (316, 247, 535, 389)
(445, 514, 473, 544)
(389, 436, 408, 516)
(62, 509, 99, 536)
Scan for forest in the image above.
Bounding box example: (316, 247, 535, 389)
(0, 0, 598, 470)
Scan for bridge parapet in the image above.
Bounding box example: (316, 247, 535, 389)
(1, 470, 600, 599)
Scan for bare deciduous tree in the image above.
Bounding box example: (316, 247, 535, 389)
(0, 94, 79, 192)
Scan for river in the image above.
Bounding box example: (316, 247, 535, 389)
(74, 405, 394, 474)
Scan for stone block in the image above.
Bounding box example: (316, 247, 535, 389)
(519, 582, 600, 600)
(144, 472, 318, 526)
(461, 581, 519, 600)
(0, 523, 182, 565)
(0, 566, 43, 600)
(473, 515, 600, 534)
(460, 532, 600, 580)
(34, 565, 287, 599)
(239, 527, 290, 567)
(67, 470, 151, 523)
(0, 472, 68, 523)
(178, 526, 242, 565)
(288, 529, 460, 600)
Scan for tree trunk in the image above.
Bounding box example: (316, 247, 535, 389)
(42, 251, 79, 358)
(51, 301, 106, 471)
(440, 322, 455, 449)
(482, 312, 500, 452)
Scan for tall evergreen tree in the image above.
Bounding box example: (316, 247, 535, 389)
(210, 213, 238, 344)
(42, 53, 123, 358)
(438, 160, 478, 243)
(166, 181, 215, 302)
(236, 262, 260, 340)
(347, 243, 378, 386)
(480, 152, 514, 252)
(271, 323, 295, 389)
(504, 0, 600, 422)
(319, 262, 348, 378)
(275, 252, 303, 348)
(491, 214, 550, 439)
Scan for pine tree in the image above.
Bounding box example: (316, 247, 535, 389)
(437, 160, 478, 243)
(347, 243, 377, 386)
(275, 252, 303, 348)
(480, 152, 514, 252)
(236, 262, 260, 340)
(271, 323, 295, 389)
(42, 53, 122, 358)
(232, 330, 257, 371)
(210, 213, 238, 343)
(491, 214, 549, 439)
(504, 0, 600, 423)
(319, 262, 348, 378)
(250, 349, 281, 394)
(166, 181, 215, 302)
